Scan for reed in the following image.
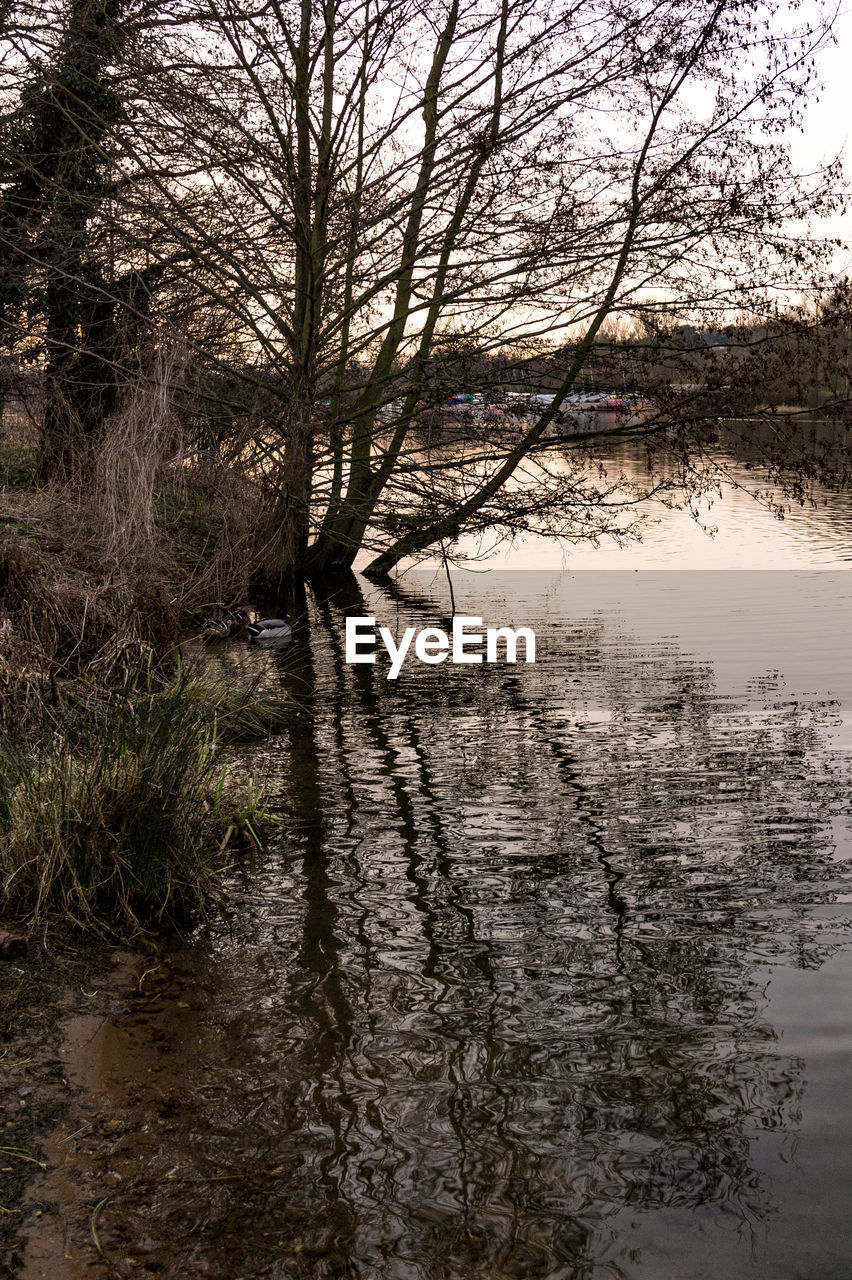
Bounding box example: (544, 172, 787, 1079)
(180, 677, 293, 742)
(0, 660, 278, 935)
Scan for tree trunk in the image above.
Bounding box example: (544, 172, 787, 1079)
(267, 381, 316, 596)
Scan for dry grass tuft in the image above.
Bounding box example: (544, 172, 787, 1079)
(0, 539, 176, 675)
(93, 346, 187, 570)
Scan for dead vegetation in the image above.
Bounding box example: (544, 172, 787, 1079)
(93, 346, 187, 570)
(0, 350, 269, 646)
(0, 372, 288, 938)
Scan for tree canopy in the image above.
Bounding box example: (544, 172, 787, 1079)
(1, 0, 848, 582)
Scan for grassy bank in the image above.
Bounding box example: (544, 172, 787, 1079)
(0, 409, 291, 936)
(0, 660, 286, 935)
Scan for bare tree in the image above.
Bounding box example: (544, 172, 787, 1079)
(2, 0, 845, 578)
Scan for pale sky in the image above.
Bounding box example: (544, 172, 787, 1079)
(793, 5, 851, 271)
(798, 5, 851, 161)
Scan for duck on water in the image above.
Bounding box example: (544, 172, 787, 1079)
(247, 616, 293, 647)
(200, 608, 293, 646)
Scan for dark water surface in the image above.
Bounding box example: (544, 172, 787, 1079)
(67, 570, 852, 1280)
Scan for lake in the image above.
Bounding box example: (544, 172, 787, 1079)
(37, 442, 852, 1280)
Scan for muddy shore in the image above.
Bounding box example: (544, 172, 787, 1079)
(0, 935, 151, 1279)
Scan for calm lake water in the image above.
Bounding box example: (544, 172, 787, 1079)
(41, 445, 852, 1280)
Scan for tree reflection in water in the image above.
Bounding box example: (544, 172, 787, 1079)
(86, 574, 851, 1280)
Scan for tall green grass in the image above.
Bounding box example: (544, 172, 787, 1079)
(0, 662, 281, 934)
